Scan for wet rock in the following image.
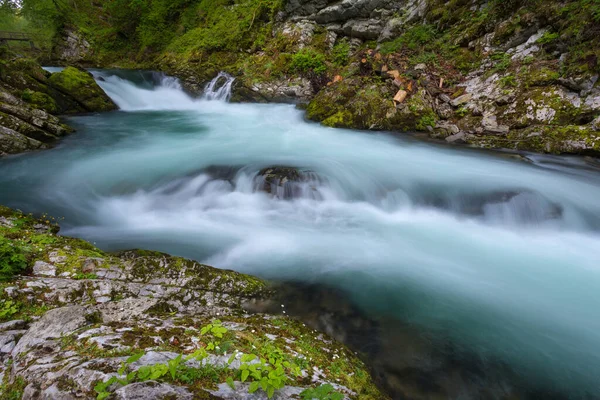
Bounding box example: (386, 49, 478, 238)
(255, 166, 323, 200)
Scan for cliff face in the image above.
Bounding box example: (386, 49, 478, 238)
(47, 0, 600, 154)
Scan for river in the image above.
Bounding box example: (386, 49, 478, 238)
(1, 70, 600, 399)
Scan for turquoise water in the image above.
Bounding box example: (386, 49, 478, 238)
(2, 70, 600, 398)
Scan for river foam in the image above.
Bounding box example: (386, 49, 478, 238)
(2, 70, 600, 398)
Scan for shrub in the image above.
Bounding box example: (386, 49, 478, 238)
(290, 48, 327, 75)
(331, 41, 350, 66)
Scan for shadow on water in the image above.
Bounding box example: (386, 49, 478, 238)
(250, 282, 585, 400)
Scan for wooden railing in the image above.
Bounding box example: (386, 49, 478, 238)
(0, 31, 33, 42)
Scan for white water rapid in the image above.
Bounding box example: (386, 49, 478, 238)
(3, 70, 600, 398)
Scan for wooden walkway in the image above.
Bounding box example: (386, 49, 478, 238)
(0, 31, 35, 48)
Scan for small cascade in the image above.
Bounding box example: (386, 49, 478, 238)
(202, 72, 235, 102)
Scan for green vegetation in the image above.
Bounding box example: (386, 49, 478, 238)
(0, 236, 28, 282)
(301, 384, 344, 400)
(290, 48, 327, 75)
(0, 299, 18, 321)
(93, 320, 340, 399)
(380, 25, 437, 54)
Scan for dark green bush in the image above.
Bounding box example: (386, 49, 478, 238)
(290, 48, 327, 74)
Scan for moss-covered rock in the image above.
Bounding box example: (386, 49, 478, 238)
(48, 67, 117, 113)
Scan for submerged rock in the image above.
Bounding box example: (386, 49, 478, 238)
(0, 205, 385, 399)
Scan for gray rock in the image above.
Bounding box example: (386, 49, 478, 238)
(438, 94, 452, 104)
(114, 381, 193, 400)
(209, 381, 304, 399)
(12, 306, 90, 358)
(342, 19, 384, 40)
(450, 93, 473, 107)
(32, 261, 56, 277)
(378, 17, 403, 42)
(435, 121, 460, 135)
(593, 116, 600, 131)
(0, 319, 26, 332)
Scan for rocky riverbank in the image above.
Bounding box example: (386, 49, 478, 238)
(0, 51, 116, 156)
(41, 0, 600, 155)
(0, 205, 385, 399)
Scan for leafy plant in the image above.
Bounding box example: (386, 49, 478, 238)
(229, 351, 302, 399)
(537, 31, 559, 45)
(416, 112, 437, 131)
(331, 41, 350, 66)
(300, 384, 344, 400)
(0, 237, 28, 282)
(491, 52, 512, 72)
(290, 48, 327, 75)
(0, 300, 19, 321)
(499, 74, 517, 87)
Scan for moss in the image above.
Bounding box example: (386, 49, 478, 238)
(21, 89, 59, 113)
(522, 65, 561, 87)
(48, 67, 117, 113)
(322, 111, 354, 128)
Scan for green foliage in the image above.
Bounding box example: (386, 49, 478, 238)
(290, 48, 327, 75)
(537, 31, 559, 45)
(167, 0, 283, 53)
(200, 319, 228, 338)
(415, 112, 437, 131)
(331, 40, 350, 66)
(491, 52, 512, 72)
(456, 106, 469, 117)
(234, 353, 300, 399)
(380, 24, 437, 54)
(0, 299, 18, 322)
(0, 376, 26, 400)
(300, 384, 344, 400)
(499, 74, 517, 87)
(0, 236, 28, 282)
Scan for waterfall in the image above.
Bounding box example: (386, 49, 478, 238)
(202, 72, 235, 102)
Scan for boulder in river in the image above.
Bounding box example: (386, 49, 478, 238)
(256, 166, 324, 200)
(47, 67, 118, 113)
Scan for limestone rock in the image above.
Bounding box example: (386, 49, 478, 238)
(52, 29, 92, 64)
(592, 116, 600, 131)
(450, 94, 473, 107)
(32, 261, 56, 277)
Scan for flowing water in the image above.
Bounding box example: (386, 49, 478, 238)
(2, 70, 600, 398)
